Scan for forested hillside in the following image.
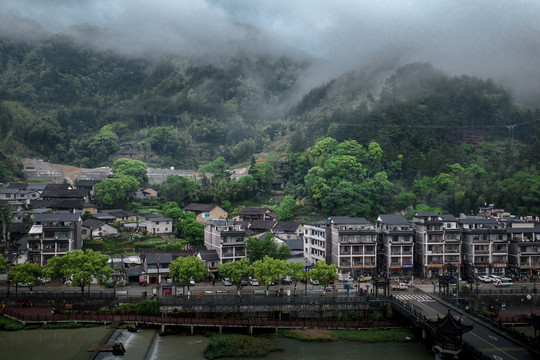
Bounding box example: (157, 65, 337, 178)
(1, 31, 539, 217)
(0, 33, 307, 169)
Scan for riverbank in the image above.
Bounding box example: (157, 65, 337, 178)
(276, 328, 415, 343)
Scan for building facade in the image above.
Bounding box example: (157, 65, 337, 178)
(328, 216, 378, 278)
(460, 218, 508, 278)
(303, 224, 327, 267)
(204, 220, 247, 264)
(27, 213, 82, 266)
(413, 213, 462, 278)
(508, 221, 540, 278)
(376, 214, 414, 278)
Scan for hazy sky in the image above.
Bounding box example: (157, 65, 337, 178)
(3, 0, 540, 105)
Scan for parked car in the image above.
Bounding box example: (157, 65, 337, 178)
(240, 278, 249, 286)
(249, 277, 259, 286)
(358, 275, 372, 282)
(221, 277, 232, 286)
(477, 275, 491, 283)
(310, 278, 319, 285)
(281, 276, 292, 285)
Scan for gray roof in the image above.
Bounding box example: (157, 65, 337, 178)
(183, 203, 219, 213)
(94, 212, 117, 221)
(377, 214, 410, 225)
(440, 214, 457, 221)
(143, 253, 174, 265)
(140, 212, 163, 219)
(199, 250, 220, 262)
(206, 219, 237, 226)
(331, 216, 371, 225)
(274, 221, 302, 232)
(414, 212, 439, 217)
(27, 183, 47, 191)
(239, 207, 269, 215)
(459, 218, 499, 224)
(6, 183, 28, 189)
(0, 188, 18, 194)
(82, 219, 107, 229)
(34, 213, 81, 222)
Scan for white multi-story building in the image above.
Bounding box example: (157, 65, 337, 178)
(27, 213, 82, 266)
(303, 224, 327, 266)
(204, 220, 247, 264)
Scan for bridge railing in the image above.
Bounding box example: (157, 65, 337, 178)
(0, 290, 116, 302)
(158, 294, 390, 306)
(3, 307, 402, 329)
(437, 293, 538, 353)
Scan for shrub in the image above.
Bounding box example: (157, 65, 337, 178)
(204, 334, 280, 359)
(0, 316, 25, 331)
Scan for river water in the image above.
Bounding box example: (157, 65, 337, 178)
(0, 327, 434, 360)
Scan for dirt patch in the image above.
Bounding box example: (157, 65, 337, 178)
(289, 328, 337, 340)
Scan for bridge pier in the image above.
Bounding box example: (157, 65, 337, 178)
(249, 326, 253, 334)
(219, 326, 222, 334)
(191, 325, 194, 335)
(160, 324, 165, 336)
(422, 329, 427, 340)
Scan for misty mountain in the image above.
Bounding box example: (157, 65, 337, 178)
(1, 27, 539, 171)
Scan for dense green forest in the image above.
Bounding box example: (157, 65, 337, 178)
(1, 33, 539, 218)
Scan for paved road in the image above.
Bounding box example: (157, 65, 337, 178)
(395, 291, 538, 360)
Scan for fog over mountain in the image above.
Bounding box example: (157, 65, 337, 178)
(3, 0, 540, 107)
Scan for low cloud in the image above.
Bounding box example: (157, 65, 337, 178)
(3, 0, 540, 106)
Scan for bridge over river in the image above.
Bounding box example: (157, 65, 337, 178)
(2, 289, 538, 360)
(391, 292, 539, 360)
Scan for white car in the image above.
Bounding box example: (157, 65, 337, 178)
(310, 278, 319, 285)
(477, 275, 491, 283)
(221, 278, 232, 286)
(249, 277, 259, 286)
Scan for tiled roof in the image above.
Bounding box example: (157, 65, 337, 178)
(183, 203, 218, 213)
(377, 214, 410, 225)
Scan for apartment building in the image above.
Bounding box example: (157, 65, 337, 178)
(328, 216, 378, 278)
(27, 213, 82, 266)
(413, 212, 462, 278)
(204, 220, 247, 264)
(508, 221, 540, 278)
(460, 217, 508, 277)
(303, 224, 327, 266)
(376, 214, 414, 278)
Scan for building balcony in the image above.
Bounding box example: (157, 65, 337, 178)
(473, 250, 489, 254)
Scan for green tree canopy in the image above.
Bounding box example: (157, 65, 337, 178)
(199, 156, 228, 179)
(94, 174, 140, 209)
(218, 258, 251, 294)
(246, 233, 291, 262)
(159, 175, 200, 207)
(249, 162, 275, 193)
(169, 255, 207, 291)
(251, 255, 288, 293)
(310, 261, 337, 289)
(112, 158, 148, 184)
(0, 255, 8, 273)
(8, 262, 42, 291)
(176, 211, 204, 246)
(278, 195, 296, 221)
(44, 249, 112, 293)
(88, 125, 119, 166)
(287, 261, 308, 294)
